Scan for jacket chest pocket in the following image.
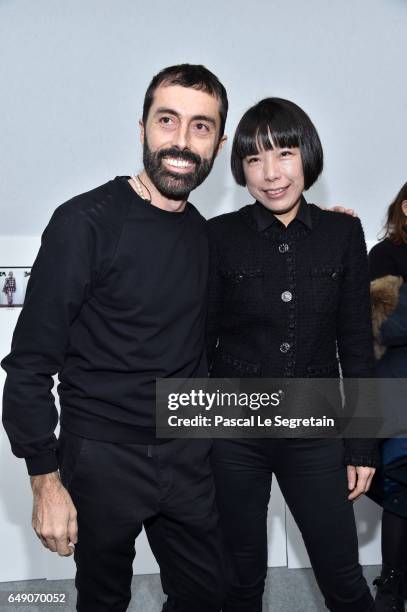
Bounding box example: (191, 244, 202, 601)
(309, 265, 344, 313)
(221, 267, 264, 315)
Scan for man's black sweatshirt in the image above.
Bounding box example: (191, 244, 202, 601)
(2, 177, 209, 475)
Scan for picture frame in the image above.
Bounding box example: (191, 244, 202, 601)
(0, 267, 31, 308)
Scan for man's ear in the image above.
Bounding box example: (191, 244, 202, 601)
(215, 134, 227, 157)
(139, 119, 145, 145)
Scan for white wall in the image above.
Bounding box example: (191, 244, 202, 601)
(2, 0, 403, 582)
(1, 0, 406, 238)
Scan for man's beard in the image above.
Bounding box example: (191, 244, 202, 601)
(143, 138, 216, 201)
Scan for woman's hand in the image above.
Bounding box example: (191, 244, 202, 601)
(347, 465, 376, 500)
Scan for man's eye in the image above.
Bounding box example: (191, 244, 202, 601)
(195, 122, 210, 132)
(159, 116, 174, 125)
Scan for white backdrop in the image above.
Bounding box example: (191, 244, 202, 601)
(1, 0, 407, 236)
(1, 0, 402, 582)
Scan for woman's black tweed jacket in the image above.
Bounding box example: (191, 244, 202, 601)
(207, 200, 379, 467)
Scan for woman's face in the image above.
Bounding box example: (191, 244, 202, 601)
(243, 146, 305, 221)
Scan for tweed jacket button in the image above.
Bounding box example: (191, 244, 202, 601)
(331, 272, 338, 280)
(280, 342, 291, 353)
(279, 243, 290, 253)
(281, 291, 293, 302)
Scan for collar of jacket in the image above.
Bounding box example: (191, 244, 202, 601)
(252, 195, 312, 232)
(239, 197, 321, 239)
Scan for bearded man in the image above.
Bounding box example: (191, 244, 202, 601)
(2, 64, 228, 612)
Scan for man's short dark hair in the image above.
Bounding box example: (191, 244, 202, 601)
(142, 64, 228, 138)
(231, 98, 323, 190)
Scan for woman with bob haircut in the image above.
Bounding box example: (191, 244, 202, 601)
(207, 98, 378, 611)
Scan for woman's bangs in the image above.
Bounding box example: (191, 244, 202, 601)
(238, 122, 300, 158)
(258, 122, 300, 151)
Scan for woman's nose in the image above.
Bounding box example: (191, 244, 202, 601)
(264, 155, 281, 181)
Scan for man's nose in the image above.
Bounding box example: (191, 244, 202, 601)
(172, 123, 190, 150)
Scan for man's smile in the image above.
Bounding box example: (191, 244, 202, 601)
(162, 157, 196, 173)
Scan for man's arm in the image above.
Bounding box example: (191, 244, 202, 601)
(326, 205, 357, 217)
(31, 472, 77, 556)
(206, 225, 224, 370)
(2, 204, 94, 474)
(2, 203, 95, 554)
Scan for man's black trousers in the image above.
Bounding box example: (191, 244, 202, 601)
(58, 431, 225, 612)
(212, 438, 374, 612)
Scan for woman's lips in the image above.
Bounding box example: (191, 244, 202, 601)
(263, 186, 289, 199)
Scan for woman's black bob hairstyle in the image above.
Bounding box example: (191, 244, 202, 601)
(231, 98, 323, 191)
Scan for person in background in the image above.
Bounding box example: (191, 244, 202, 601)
(2, 271, 16, 306)
(369, 181, 407, 281)
(207, 97, 378, 611)
(368, 182, 407, 612)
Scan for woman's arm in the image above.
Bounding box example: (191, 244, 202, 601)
(336, 218, 380, 468)
(337, 219, 375, 377)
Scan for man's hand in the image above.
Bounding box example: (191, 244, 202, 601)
(319, 205, 358, 217)
(30, 471, 78, 556)
(347, 465, 375, 501)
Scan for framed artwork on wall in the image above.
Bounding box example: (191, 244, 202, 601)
(0, 267, 31, 308)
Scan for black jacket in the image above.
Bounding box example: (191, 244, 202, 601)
(369, 281, 407, 516)
(378, 283, 407, 375)
(369, 238, 407, 282)
(207, 201, 379, 467)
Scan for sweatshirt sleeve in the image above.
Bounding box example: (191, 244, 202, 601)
(206, 225, 224, 371)
(1, 204, 95, 476)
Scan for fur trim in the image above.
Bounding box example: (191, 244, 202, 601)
(370, 275, 403, 359)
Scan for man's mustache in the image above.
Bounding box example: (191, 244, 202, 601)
(155, 148, 202, 166)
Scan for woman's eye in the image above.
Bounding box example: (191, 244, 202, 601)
(247, 157, 259, 164)
(280, 150, 293, 157)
